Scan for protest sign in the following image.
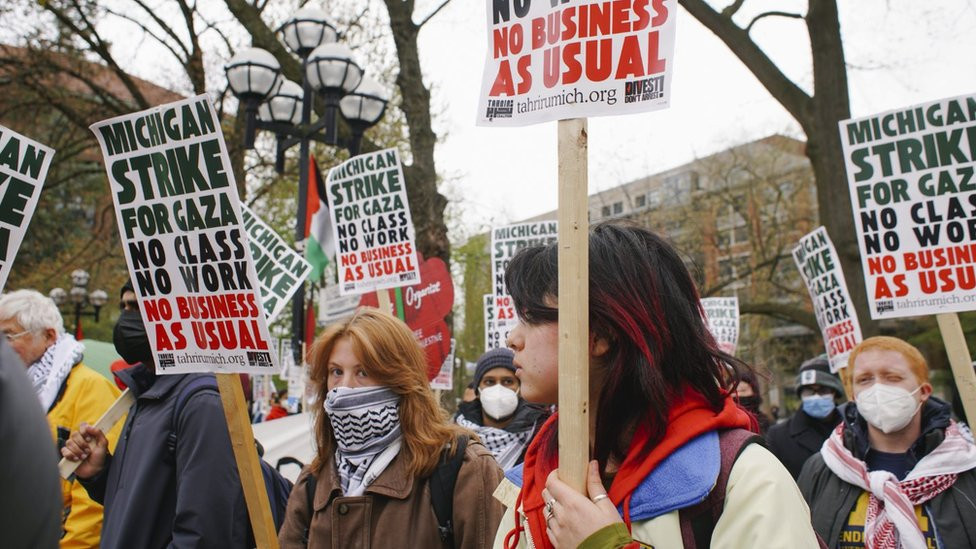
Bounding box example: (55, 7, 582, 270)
(0, 124, 54, 292)
(792, 227, 863, 372)
(91, 94, 277, 375)
(359, 255, 455, 379)
(318, 283, 361, 325)
(485, 293, 517, 351)
(491, 221, 558, 296)
(430, 339, 456, 391)
(700, 297, 739, 355)
(477, 0, 677, 126)
(240, 205, 311, 323)
(841, 93, 976, 319)
(327, 148, 420, 295)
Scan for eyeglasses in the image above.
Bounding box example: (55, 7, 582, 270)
(4, 330, 32, 342)
(120, 299, 139, 311)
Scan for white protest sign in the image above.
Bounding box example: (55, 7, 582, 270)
(700, 297, 739, 355)
(318, 283, 361, 325)
(0, 125, 54, 292)
(792, 227, 863, 372)
(485, 294, 517, 351)
(477, 0, 677, 126)
(430, 339, 456, 390)
(240, 205, 312, 323)
(327, 148, 420, 295)
(91, 94, 277, 374)
(491, 221, 558, 296)
(841, 93, 976, 319)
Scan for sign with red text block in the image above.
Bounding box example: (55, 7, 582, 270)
(793, 227, 863, 372)
(841, 93, 976, 319)
(477, 0, 677, 126)
(328, 148, 420, 295)
(91, 95, 277, 374)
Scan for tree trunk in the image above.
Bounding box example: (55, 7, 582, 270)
(805, 0, 876, 335)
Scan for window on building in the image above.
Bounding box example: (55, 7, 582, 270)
(601, 205, 611, 217)
(613, 201, 623, 214)
(733, 224, 749, 244)
(635, 194, 646, 208)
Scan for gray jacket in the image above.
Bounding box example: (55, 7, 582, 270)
(80, 363, 250, 549)
(798, 399, 976, 548)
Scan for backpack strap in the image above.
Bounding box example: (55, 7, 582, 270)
(679, 428, 763, 549)
(429, 434, 469, 547)
(164, 375, 219, 464)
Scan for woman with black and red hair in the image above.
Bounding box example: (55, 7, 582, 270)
(494, 222, 819, 548)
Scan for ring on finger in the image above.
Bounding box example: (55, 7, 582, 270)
(544, 500, 556, 519)
(592, 494, 609, 504)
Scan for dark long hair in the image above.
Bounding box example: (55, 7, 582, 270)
(505, 222, 751, 470)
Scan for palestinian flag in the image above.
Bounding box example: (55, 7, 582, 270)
(305, 156, 335, 281)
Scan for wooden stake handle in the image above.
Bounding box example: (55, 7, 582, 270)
(216, 374, 280, 549)
(376, 289, 393, 314)
(936, 313, 976, 425)
(58, 388, 135, 480)
(557, 118, 589, 493)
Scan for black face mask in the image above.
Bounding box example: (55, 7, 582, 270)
(738, 396, 762, 413)
(114, 309, 153, 365)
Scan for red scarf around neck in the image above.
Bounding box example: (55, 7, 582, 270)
(506, 387, 755, 549)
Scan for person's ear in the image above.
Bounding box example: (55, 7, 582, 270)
(919, 382, 933, 402)
(44, 328, 58, 345)
(589, 333, 611, 358)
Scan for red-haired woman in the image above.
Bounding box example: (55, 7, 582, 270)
(494, 222, 820, 548)
(278, 309, 504, 548)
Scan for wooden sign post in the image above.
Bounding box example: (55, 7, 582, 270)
(216, 374, 280, 549)
(936, 313, 976, 424)
(557, 118, 590, 493)
(376, 289, 394, 315)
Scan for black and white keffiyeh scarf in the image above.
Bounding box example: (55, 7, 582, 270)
(455, 414, 532, 469)
(27, 334, 84, 411)
(325, 385, 403, 496)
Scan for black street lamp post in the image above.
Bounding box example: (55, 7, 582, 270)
(224, 8, 389, 364)
(49, 269, 108, 339)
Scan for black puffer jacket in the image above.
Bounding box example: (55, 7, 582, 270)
(79, 363, 250, 549)
(797, 398, 976, 549)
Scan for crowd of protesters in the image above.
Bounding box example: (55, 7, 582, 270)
(6, 221, 976, 548)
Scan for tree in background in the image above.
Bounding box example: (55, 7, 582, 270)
(678, 0, 872, 334)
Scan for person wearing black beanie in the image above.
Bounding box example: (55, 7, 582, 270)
(455, 347, 549, 469)
(767, 354, 846, 479)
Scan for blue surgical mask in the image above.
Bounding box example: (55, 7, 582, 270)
(801, 394, 835, 419)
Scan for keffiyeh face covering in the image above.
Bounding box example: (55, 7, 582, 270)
(325, 385, 403, 496)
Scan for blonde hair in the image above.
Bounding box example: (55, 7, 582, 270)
(307, 308, 469, 478)
(843, 336, 929, 395)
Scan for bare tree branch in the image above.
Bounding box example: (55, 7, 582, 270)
(678, 0, 813, 132)
(418, 0, 452, 29)
(721, 0, 747, 18)
(745, 11, 803, 34)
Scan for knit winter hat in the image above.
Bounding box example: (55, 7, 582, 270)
(795, 355, 845, 399)
(473, 348, 516, 388)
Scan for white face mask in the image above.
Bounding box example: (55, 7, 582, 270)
(856, 383, 922, 434)
(480, 384, 519, 420)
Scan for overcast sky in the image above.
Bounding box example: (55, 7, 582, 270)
(414, 1, 976, 237)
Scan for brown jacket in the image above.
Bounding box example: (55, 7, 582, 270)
(279, 441, 504, 549)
